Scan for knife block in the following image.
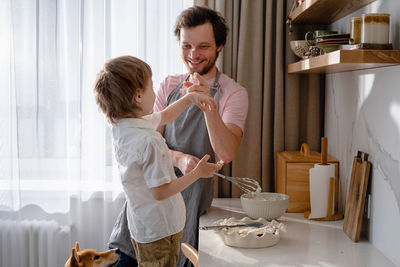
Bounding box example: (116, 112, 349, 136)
(276, 143, 339, 212)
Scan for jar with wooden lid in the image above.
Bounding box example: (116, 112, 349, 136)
(361, 13, 390, 44)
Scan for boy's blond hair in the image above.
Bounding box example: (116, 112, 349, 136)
(93, 56, 152, 124)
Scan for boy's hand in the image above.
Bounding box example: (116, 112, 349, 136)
(193, 154, 223, 178)
(187, 92, 217, 112)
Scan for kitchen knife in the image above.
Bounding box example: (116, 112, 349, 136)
(199, 222, 264, 230)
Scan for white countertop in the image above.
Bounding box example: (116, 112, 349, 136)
(199, 198, 394, 267)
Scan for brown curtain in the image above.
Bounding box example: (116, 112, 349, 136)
(195, 0, 324, 197)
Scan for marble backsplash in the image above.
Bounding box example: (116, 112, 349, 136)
(325, 67, 400, 266)
(325, 1, 400, 264)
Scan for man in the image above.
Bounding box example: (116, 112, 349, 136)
(108, 6, 248, 267)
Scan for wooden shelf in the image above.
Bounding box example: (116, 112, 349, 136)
(287, 50, 400, 74)
(287, 0, 398, 74)
(289, 0, 376, 24)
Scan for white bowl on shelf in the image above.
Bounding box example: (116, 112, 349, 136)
(290, 40, 309, 58)
(240, 192, 289, 220)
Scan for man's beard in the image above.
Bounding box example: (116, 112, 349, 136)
(187, 52, 219, 76)
(198, 56, 216, 75)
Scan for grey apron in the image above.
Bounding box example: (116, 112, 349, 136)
(108, 72, 220, 267)
(165, 72, 220, 267)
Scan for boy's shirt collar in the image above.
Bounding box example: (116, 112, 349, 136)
(115, 112, 161, 130)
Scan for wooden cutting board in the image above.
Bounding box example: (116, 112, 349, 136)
(343, 151, 371, 242)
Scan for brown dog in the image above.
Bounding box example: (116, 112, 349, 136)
(65, 242, 120, 267)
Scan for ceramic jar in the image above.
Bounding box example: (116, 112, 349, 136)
(361, 13, 390, 44)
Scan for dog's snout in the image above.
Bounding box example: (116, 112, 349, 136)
(115, 248, 120, 254)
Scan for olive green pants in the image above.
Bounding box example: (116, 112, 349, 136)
(131, 231, 183, 267)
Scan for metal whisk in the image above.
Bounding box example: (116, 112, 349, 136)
(214, 172, 261, 194)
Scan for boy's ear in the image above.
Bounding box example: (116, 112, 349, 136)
(133, 88, 143, 104)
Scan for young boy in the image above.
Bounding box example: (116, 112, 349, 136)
(93, 55, 222, 267)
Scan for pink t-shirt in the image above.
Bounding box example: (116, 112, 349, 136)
(154, 73, 248, 132)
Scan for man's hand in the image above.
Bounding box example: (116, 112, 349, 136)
(183, 72, 211, 96)
(174, 152, 201, 175)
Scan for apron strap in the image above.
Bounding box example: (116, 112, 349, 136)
(167, 74, 190, 104)
(210, 70, 221, 110)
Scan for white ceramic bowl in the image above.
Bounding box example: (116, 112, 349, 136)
(240, 193, 289, 220)
(290, 40, 309, 58)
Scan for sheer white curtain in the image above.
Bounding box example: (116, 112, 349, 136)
(0, 0, 191, 264)
(0, 0, 190, 213)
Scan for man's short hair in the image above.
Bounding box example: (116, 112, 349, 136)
(174, 5, 228, 47)
(93, 56, 152, 124)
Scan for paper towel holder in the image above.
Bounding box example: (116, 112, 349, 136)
(304, 176, 343, 221)
(304, 137, 343, 221)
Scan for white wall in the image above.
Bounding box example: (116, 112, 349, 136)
(326, 1, 400, 265)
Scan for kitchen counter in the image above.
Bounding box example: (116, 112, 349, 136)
(199, 198, 394, 267)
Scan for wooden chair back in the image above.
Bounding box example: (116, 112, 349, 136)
(181, 242, 198, 267)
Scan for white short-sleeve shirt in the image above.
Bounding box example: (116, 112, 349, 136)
(112, 112, 186, 243)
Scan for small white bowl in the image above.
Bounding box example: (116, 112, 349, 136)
(290, 40, 309, 58)
(240, 192, 289, 220)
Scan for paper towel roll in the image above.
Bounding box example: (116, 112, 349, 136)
(309, 163, 335, 219)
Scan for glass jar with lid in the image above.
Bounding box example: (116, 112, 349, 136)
(361, 13, 390, 44)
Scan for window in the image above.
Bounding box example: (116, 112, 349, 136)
(0, 0, 193, 213)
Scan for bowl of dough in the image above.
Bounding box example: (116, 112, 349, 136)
(212, 217, 286, 248)
(240, 192, 289, 220)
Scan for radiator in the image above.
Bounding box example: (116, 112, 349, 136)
(0, 219, 71, 267)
